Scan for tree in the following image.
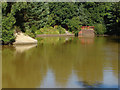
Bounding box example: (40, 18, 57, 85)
(2, 2, 120, 44)
(104, 2, 120, 35)
(24, 2, 49, 30)
(48, 2, 81, 32)
(2, 2, 27, 44)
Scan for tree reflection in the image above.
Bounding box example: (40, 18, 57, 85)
(74, 38, 104, 86)
(2, 45, 48, 88)
(2, 37, 118, 88)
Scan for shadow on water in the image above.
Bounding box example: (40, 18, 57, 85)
(105, 36, 120, 43)
(2, 37, 118, 88)
(78, 81, 102, 88)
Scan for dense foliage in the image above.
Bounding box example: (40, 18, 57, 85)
(2, 2, 27, 44)
(35, 26, 66, 35)
(2, 2, 120, 44)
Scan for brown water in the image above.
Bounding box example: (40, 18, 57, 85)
(2, 37, 118, 88)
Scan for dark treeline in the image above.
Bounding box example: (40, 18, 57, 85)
(2, 2, 120, 44)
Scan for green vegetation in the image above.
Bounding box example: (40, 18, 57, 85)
(35, 25, 66, 35)
(25, 25, 37, 38)
(94, 24, 106, 35)
(35, 26, 59, 35)
(54, 25, 66, 34)
(2, 2, 120, 44)
(2, 2, 27, 44)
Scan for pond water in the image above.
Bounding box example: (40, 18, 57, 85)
(2, 37, 118, 88)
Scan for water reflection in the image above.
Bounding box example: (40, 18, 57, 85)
(2, 37, 118, 88)
(2, 45, 47, 88)
(79, 37, 94, 45)
(14, 44, 37, 53)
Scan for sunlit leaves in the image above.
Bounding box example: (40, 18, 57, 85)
(24, 2, 49, 29)
(2, 2, 27, 44)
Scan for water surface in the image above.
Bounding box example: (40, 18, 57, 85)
(2, 37, 118, 88)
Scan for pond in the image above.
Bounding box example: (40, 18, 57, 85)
(2, 36, 118, 88)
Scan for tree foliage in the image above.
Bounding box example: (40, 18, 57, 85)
(104, 2, 120, 35)
(2, 2, 120, 44)
(2, 2, 27, 44)
(24, 2, 49, 30)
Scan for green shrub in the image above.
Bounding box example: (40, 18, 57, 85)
(2, 14, 16, 44)
(35, 25, 66, 35)
(94, 23, 106, 35)
(25, 25, 37, 38)
(2, 29, 15, 44)
(14, 26, 21, 33)
(65, 17, 82, 33)
(25, 29, 36, 38)
(30, 25, 37, 34)
(74, 30, 79, 37)
(35, 26, 60, 35)
(56, 26, 66, 34)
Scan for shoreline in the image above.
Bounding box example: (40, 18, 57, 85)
(1, 34, 119, 45)
(36, 34, 117, 37)
(36, 34, 74, 37)
(96, 34, 109, 37)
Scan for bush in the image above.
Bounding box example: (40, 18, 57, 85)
(55, 26, 66, 34)
(2, 29, 15, 44)
(25, 29, 36, 38)
(35, 26, 60, 35)
(14, 26, 21, 33)
(2, 14, 16, 44)
(94, 23, 106, 35)
(35, 25, 66, 35)
(30, 25, 37, 34)
(65, 17, 82, 33)
(25, 25, 38, 38)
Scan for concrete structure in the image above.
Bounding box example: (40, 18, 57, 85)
(36, 34, 74, 37)
(13, 32, 37, 45)
(78, 26, 95, 37)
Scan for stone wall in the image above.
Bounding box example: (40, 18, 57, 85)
(78, 30, 95, 37)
